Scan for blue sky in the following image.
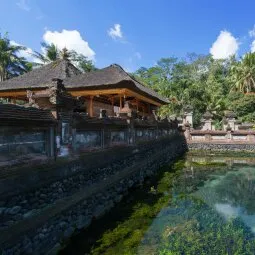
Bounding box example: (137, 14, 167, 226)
(1, 0, 255, 71)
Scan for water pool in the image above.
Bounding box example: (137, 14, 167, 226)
(60, 152, 255, 255)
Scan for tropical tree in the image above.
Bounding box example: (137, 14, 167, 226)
(229, 52, 255, 93)
(32, 43, 96, 72)
(71, 52, 97, 72)
(0, 33, 30, 81)
(133, 54, 234, 126)
(32, 42, 60, 64)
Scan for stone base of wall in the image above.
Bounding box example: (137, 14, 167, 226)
(188, 142, 255, 152)
(1, 135, 187, 255)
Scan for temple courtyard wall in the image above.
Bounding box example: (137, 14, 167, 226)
(185, 129, 255, 152)
(0, 134, 187, 255)
(188, 142, 255, 152)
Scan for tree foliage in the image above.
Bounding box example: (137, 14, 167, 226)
(134, 52, 255, 126)
(32, 42, 97, 73)
(229, 52, 255, 93)
(0, 33, 31, 81)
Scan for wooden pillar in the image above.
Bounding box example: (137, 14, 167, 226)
(111, 97, 114, 115)
(89, 96, 94, 117)
(119, 95, 122, 110)
(123, 94, 126, 105)
(147, 103, 150, 114)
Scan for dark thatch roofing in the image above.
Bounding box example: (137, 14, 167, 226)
(0, 59, 81, 90)
(64, 64, 169, 104)
(0, 104, 56, 123)
(0, 61, 168, 105)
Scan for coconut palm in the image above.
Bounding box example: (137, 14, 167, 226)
(32, 42, 60, 64)
(33, 43, 76, 63)
(32, 43, 97, 73)
(0, 33, 30, 81)
(230, 52, 255, 93)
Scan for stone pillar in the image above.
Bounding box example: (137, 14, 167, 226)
(183, 105, 194, 128)
(202, 120, 212, 130)
(226, 130, 232, 140)
(184, 123, 191, 141)
(224, 111, 237, 131)
(228, 119, 235, 131)
(201, 111, 213, 131)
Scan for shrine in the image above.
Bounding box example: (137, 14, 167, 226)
(0, 59, 169, 119)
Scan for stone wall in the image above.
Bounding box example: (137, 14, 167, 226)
(188, 142, 255, 152)
(186, 129, 255, 143)
(0, 134, 187, 255)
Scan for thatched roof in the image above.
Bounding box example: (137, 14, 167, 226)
(64, 64, 169, 104)
(0, 61, 168, 105)
(0, 59, 81, 90)
(0, 104, 56, 123)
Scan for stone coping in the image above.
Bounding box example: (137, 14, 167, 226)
(188, 141, 255, 144)
(190, 130, 255, 135)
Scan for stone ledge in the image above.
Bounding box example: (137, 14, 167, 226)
(188, 142, 255, 152)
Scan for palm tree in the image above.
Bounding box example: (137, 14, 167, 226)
(32, 43, 97, 72)
(32, 43, 77, 64)
(230, 52, 255, 93)
(0, 33, 30, 81)
(72, 53, 97, 72)
(32, 42, 60, 64)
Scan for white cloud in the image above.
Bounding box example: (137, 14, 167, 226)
(10, 40, 35, 62)
(210, 30, 239, 59)
(135, 52, 142, 60)
(249, 25, 255, 52)
(249, 25, 255, 38)
(251, 41, 255, 53)
(16, 0, 31, 11)
(108, 24, 123, 40)
(43, 29, 95, 60)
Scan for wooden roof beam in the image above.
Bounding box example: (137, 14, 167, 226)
(124, 89, 162, 106)
(69, 88, 162, 106)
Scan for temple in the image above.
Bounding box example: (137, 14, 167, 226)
(0, 59, 168, 118)
(0, 60, 176, 165)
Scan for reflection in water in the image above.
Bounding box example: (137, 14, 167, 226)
(60, 153, 255, 255)
(197, 166, 255, 235)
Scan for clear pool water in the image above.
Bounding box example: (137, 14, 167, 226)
(60, 152, 255, 255)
